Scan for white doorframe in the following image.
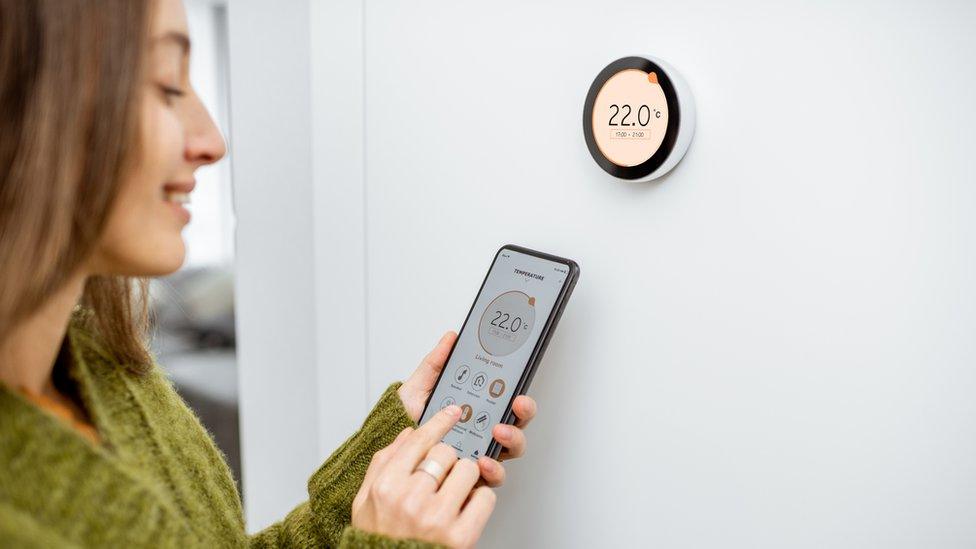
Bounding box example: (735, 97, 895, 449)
(227, 0, 369, 532)
(309, 0, 371, 453)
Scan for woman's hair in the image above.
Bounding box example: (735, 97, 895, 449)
(0, 0, 156, 372)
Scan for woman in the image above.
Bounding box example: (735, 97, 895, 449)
(0, 1, 538, 547)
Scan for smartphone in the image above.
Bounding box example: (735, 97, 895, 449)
(418, 244, 580, 461)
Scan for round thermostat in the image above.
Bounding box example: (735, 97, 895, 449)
(583, 56, 695, 181)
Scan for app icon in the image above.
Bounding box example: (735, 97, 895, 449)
(471, 371, 488, 393)
(473, 410, 491, 432)
(459, 404, 473, 423)
(488, 378, 506, 399)
(439, 396, 456, 410)
(454, 364, 470, 385)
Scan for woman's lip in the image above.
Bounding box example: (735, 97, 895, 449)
(166, 199, 191, 224)
(163, 180, 196, 193)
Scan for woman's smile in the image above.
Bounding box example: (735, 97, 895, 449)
(162, 180, 194, 224)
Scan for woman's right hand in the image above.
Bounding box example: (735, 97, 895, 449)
(351, 404, 497, 548)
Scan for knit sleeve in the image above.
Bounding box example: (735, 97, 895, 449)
(248, 381, 444, 549)
(337, 525, 447, 548)
(0, 501, 77, 548)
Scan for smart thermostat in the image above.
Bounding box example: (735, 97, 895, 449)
(583, 56, 695, 181)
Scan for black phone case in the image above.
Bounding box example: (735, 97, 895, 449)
(418, 243, 580, 461)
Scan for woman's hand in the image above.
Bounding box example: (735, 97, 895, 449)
(351, 406, 496, 549)
(398, 331, 538, 486)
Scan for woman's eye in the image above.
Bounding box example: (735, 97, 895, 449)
(158, 84, 186, 104)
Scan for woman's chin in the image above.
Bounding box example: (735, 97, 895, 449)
(148, 246, 186, 276)
(122, 242, 186, 277)
(89, 235, 187, 277)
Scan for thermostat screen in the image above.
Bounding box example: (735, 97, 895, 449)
(591, 68, 670, 167)
(420, 249, 570, 460)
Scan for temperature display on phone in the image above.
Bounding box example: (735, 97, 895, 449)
(478, 291, 536, 356)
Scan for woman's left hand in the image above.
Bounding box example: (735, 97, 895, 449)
(397, 331, 538, 488)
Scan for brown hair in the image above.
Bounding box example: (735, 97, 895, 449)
(0, 0, 156, 372)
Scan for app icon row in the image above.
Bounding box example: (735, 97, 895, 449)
(439, 397, 492, 432)
(452, 364, 506, 398)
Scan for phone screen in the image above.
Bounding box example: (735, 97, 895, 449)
(419, 247, 571, 460)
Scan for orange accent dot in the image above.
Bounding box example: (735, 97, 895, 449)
(647, 72, 658, 84)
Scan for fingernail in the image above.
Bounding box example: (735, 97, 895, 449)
(444, 405, 461, 417)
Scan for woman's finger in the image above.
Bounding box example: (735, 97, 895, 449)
(418, 331, 457, 378)
(435, 457, 482, 511)
(476, 457, 506, 487)
(388, 404, 461, 475)
(510, 395, 537, 429)
(410, 442, 459, 491)
(491, 423, 526, 461)
(453, 486, 497, 547)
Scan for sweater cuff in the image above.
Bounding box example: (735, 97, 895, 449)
(344, 381, 418, 454)
(338, 525, 448, 549)
(307, 381, 417, 542)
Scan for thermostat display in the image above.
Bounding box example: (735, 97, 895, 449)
(583, 56, 695, 181)
(591, 69, 669, 167)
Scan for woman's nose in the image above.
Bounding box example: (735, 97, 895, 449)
(185, 91, 227, 166)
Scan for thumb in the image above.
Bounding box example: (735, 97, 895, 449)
(399, 331, 459, 422)
(416, 330, 457, 385)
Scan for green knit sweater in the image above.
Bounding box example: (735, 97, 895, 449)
(0, 317, 445, 548)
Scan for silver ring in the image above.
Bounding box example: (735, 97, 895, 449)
(414, 458, 446, 485)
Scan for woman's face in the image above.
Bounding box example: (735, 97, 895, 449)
(90, 0, 226, 277)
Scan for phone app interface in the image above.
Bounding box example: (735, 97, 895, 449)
(420, 249, 570, 460)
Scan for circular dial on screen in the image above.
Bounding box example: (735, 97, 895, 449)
(591, 69, 669, 167)
(478, 291, 536, 357)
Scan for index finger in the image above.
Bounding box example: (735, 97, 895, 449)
(387, 404, 462, 475)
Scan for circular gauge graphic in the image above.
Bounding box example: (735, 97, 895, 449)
(478, 291, 535, 356)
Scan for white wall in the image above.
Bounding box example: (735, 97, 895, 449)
(227, 0, 321, 531)
(229, 0, 976, 545)
(361, 1, 976, 547)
